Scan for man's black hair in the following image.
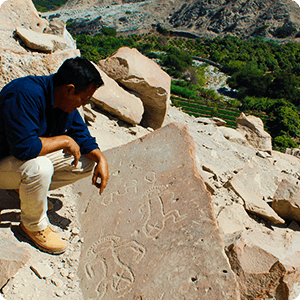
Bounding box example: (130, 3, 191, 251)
(54, 57, 103, 92)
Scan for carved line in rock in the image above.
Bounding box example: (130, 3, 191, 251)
(84, 231, 146, 299)
(102, 171, 187, 239)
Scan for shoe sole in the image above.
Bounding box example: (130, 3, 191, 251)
(18, 225, 66, 255)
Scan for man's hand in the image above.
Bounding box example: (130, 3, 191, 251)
(62, 137, 81, 167)
(39, 135, 81, 166)
(85, 149, 109, 195)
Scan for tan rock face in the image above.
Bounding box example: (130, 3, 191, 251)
(16, 27, 67, 53)
(225, 230, 300, 300)
(0, 238, 31, 288)
(236, 113, 272, 152)
(75, 123, 240, 300)
(227, 159, 285, 224)
(272, 179, 300, 222)
(0, 0, 48, 32)
(0, 48, 80, 90)
(91, 64, 144, 125)
(218, 126, 250, 146)
(44, 20, 65, 36)
(98, 47, 171, 129)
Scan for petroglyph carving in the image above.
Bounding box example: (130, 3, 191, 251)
(84, 233, 145, 299)
(140, 172, 187, 239)
(102, 179, 138, 206)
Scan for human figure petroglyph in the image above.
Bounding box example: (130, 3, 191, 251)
(84, 234, 145, 299)
(102, 179, 138, 206)
(140, 172, 187, 239)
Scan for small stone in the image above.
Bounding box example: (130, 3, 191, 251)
(51, 278, 63, 287)
(128, 127, 139, 135)
(55, 290, 64, 297)
(214, 182, 222, 188)
(60, 269, 69, 277)
(30, 262, 54, 279)
(71, 227, 80, 235)
(67, 272, 75, 280)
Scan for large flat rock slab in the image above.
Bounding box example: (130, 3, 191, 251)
(75, 122, 240, 300)
(0, 237, 31, 288)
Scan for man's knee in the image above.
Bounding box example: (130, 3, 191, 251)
(21, 156, 54, 181)
(79, 156, 95, 174)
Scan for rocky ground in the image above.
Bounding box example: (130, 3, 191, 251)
(1, 58, 300, 300)
(0, 104, 154, 299)
(1, 107, 300, 299)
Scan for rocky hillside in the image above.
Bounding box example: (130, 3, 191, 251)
(1, 1, 300, 300)
(41, 0, 300, 40)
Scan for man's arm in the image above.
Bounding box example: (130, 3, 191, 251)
(85, 148, 109, 195)
(40, 136, 109, 195)
(39, 135, 81, 166)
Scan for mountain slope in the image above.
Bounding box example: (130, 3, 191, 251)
(43, 0, 300, 40)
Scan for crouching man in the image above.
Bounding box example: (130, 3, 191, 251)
(0, 57, 109, 254)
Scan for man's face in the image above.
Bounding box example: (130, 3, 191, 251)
(55, 83, 97, 113)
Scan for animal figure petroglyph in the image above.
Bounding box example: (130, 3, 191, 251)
(84, 234, 145, 299)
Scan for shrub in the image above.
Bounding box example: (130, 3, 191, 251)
(272, 25, 297, 38)
(101, 27, 117, 37)
(273, 135, 299, 152)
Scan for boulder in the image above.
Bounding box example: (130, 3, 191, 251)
(196, 117, 226, 126)
(91, 64, 144, 126)
(75, 123, 240, 300)
(236, 113, 272, 152)
(0, 0, 48, 33)
(218, 126, 250, 146)
(44, 20, 77, 50)
(43, 20, 65, 36)
(0, 237, 31, 288)
(98, 47, 171, 129)
(216, 203, 262, 234)
(225, 230, 300, 300)
(286, 148, 300, 159)
(226, 159, 285, 224)
(272, 179, 300, 222)
(16, 27, 67, 53)
(0, 48, 80, 90)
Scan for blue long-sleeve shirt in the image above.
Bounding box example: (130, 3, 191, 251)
(0, 74, 99, 161)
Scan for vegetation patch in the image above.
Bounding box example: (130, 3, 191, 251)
(32, 0, 68, 12)
(68, 31, 300, 152)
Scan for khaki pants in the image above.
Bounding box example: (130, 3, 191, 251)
(0, 151, 95, 231)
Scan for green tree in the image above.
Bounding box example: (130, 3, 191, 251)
(273, 135, 299, 152)
(274, 106, 300, 137)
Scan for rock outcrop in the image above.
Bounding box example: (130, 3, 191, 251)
(91, 64, 144, 126)
(236, 113, 272, 152)
(0, 0, 48, 32)
(272, 179, 300, 222)
(226, 158, 285, 224)
(16, 27, 68, 53)
(0, 48, 80, 90)
(0, 0, 80, 90)
(98, 47, 171, 129)
(225, 229, 300, 300)
(42, 0, 300, 40)
(0, 238, 31, 288)
(75, 122, 240, 300)
(1, 1, 300, 299)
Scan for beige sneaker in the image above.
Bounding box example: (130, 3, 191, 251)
(19, 223, 67, 255)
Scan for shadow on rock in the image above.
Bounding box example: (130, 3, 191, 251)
(47, 196, 71, 229)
